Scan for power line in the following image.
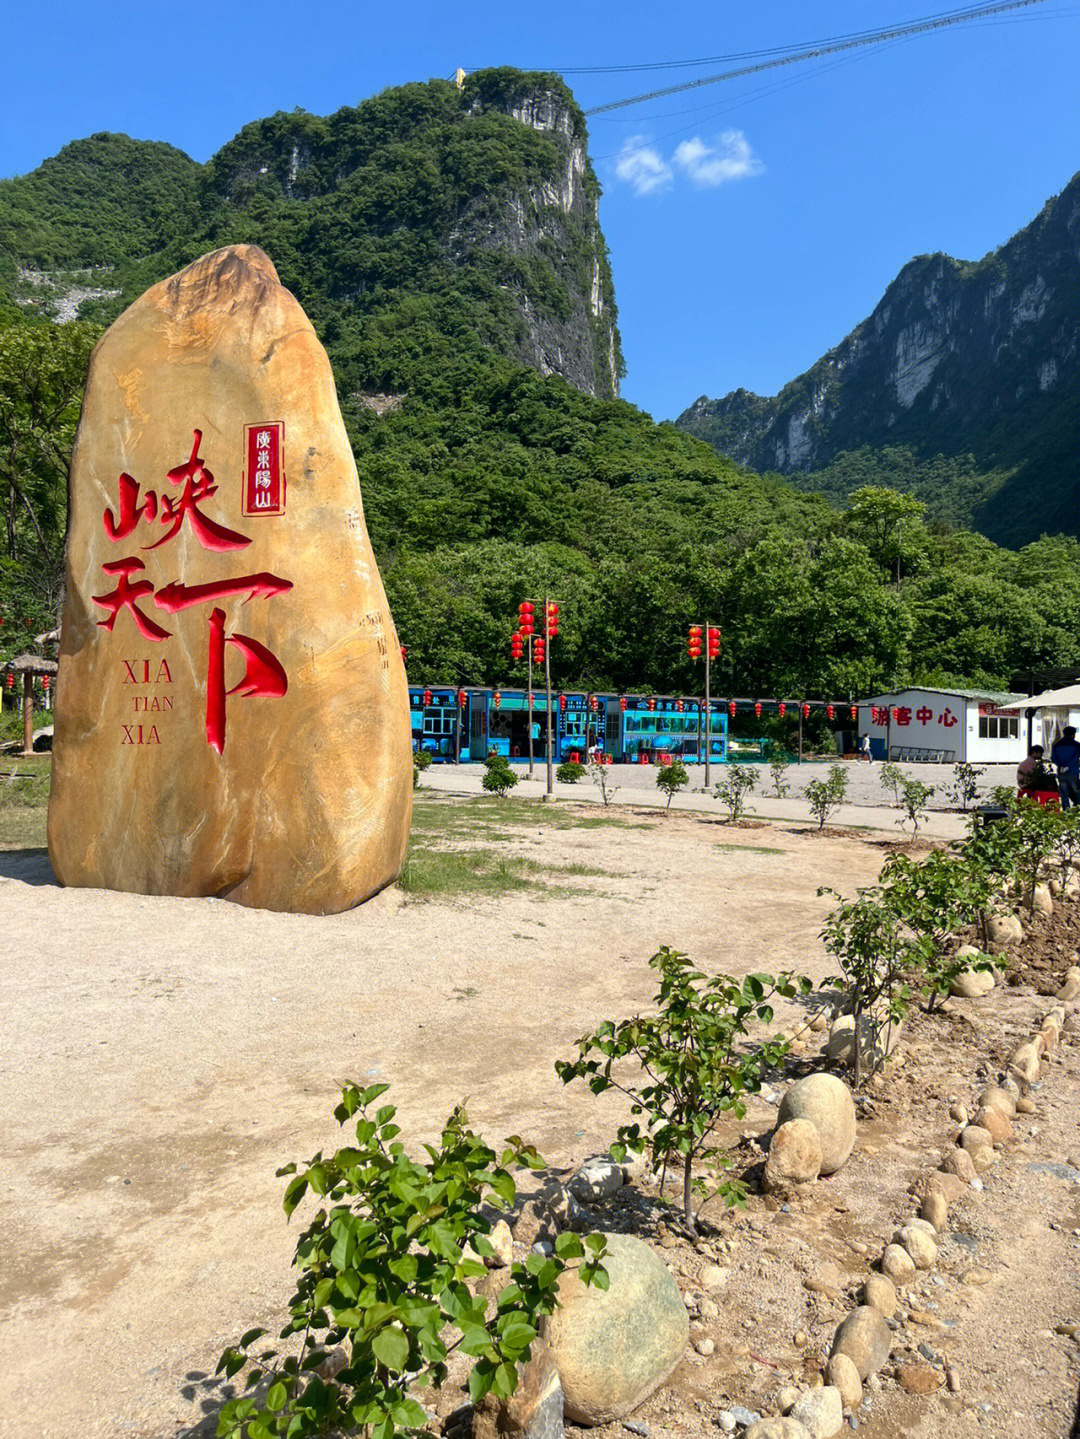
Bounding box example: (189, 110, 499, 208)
(581, 0, 1049, 116)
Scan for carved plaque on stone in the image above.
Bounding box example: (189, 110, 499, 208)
(48, 245, 412, 913)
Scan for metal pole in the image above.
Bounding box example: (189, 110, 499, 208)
(455, 691, 462, 764)
(704, 629, 711, 792)
(798, 705, 804, 764)
(527, 648, 535, 779)
(22, 672, 33, 757)
(696, 700, 702, 771)
(544, 595, 554, 797)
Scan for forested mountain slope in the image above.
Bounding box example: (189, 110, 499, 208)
(0, 70, 621, 400)
(3, 72, 1080, 706)
(677, 171, 1080, 547)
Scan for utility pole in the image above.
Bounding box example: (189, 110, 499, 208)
(687, 623, 721, 790)
(544, 595, 554, 797)
(526, 645, 535, 780)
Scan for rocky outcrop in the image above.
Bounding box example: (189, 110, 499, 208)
(677, 170, 1080, 544)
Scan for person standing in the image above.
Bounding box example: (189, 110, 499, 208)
(859, 733, 873, 763)
(1051, 725, 1080, 810)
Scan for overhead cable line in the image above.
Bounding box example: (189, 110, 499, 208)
(580, 0, 1049, 115)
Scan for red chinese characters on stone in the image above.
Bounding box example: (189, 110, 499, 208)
(94, 430, 293, 754)
(938, 707, 958, 728)
(92, 558, 172, 642)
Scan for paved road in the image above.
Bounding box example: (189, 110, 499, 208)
(422, 756, 1021, 841)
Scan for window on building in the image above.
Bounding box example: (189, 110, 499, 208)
(978, 715, 1019, 739)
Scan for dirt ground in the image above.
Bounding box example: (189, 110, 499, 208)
(1, 792, 1078, 1439)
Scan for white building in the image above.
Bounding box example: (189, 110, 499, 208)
(858, 687, 1033, 764)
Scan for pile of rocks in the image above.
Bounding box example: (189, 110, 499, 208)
(763, 1073, 856, 1199)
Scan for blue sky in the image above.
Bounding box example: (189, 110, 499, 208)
(3, 1, 1079, 419)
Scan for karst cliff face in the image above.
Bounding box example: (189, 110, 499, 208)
(1, 70, 622, 401)
(677, 171, 1080, 544)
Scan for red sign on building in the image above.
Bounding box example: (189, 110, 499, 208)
(243, 422, 285, 516)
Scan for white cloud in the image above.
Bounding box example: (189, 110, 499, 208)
(673, 130, 764, 187)
(614, 136, 673, 196)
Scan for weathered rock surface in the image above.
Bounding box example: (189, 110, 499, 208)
(950, 968, 995, 998)
(826, 1353, 863, 1410)
(825, 1012, 901, 1070)
(777, 1074, 856, 1175)
(987, 913, 1023, 947)
(881, 1243, 917, 1284)
(896, 1223, 938, 1270)
(977, 1085, 1017, 1119)
(764, 1119, 823, 1194)
(542, 1233, 688, 1425)
(862, 1273, 897, 1318)
(569, 1157, 624, 1203)
(745, 1420, 811, 1439)
(831, 1305, 892, 1380)
(473, 1336, 564, 1439)
(975, 1106, 1013, 1145)
(921, 1191, 948, 1233)
(791, 1386, 843, 1439)
(49, 245, 411, 913)
(941, 1148, 977, 1183)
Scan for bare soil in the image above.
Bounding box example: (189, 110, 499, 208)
(1, 794, 1078, 1439)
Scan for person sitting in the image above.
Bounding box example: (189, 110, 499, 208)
(1017, 745, 1054, 793)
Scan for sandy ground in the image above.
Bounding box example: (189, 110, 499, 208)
(1, 786, 1078, 1439)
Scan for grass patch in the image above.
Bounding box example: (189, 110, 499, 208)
(715, 843, 787, 855)
(410, 793, 646, 839)
(0, 758, 50, 847)
(399, 845, 604, 901)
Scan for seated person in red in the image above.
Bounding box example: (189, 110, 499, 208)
(1017, 745, 1054, 793)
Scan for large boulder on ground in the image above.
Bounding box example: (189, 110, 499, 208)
(831, 1305, 892, 1380)
(826, 1353, 862, 1410)
(881, 1243, 916, 1284)
(541, 1233, 688, 1425)
(764, 1119, 822, 1195)
(895, 1223, 938, 1270)
(777, 1074, 856, 1175)
(941, 1148, 977, 1183)
(47, 245, 412, 913)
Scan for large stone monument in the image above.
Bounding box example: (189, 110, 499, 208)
(48, 245, 412, 913)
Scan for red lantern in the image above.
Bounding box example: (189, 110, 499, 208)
(532, 638, 545, 664)
(493, 690, 502, 709)
(458, 689, 467, 708)
(802, 703, 810, 719)
(728, 700, 736, 719)
(687, 624, 703, 659)
(675, 698, 684, 712)
(850, 705, 857, 722)
(754, 701, 762, 718)
(5, 673, 12, 690)
(510, 632, 524, 658)
(518, 601, 534, 617)
(520, 618, 534, 636)
(589, 694, 599, 712)
(892, 707, 900, 722)
(559, 694, 567, 712)
(619, 696, 627, 711)
(648, 697, 656, 711)
(827, 703, 835, 721)
(707, 626, 721, 659)
(43, 676, 50, 692)
(423, 689, 432, 706)
(400, 645, 407, 660)
(778, 702, 786, 718)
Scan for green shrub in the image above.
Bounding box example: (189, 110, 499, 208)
(412, 750, 433, 788)
(481, 753, 518, 797)
(556, 947, 810, 1232)
(215, 1085, 608, 1439)
(897, 776, 935, 838)
(655, 759, 689, 808)
(768, 756, 791, 798)
(556, 759, 585, 784)
(714, 764, 757, 821)
(805, 763, 849, 829)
